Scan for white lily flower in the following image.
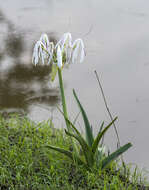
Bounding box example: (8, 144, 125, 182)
(32, 32, 85, 68)
(40, 34, 52, 63)
(32, 34, 54, 65)
(57, 45, 63, 68)
(71, 38, 85, 64)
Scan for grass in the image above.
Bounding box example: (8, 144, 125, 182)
(0, 113, 148, 190)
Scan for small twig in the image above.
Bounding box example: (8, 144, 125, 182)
(94, 70, 125, 164)
(73, 112, 80, 125)
(83, 24, 93, 38)
(94, 70, 121, 148)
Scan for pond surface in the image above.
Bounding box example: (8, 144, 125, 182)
(0, 0, 149, 171)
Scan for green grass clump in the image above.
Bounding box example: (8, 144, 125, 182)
(0, 114, 148, 190)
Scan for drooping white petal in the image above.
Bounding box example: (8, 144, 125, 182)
(32, 40, 51, 65)
(61, 32, 72, 49)
(60, 33, 72, 64)
(57, 46, 63, 68)
(40, 42, 47, 65)
(71, 38, 85, 64)
(39, 34, 53, 64)
(55, 32, 72, 50)
(32, 40, 43, 65)
(65, 47, 72, 64)
(40, 33, 50, 48)
(47, 42, 54, 64)
(49, 42, 54, 54)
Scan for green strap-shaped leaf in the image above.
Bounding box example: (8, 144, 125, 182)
(101, 143, 132, 169)
(92, 117, 118, 155)
(73, 89, 94, 147)
(46, 145, 73, 159)
(65, 129, 94, 167)
(45, 145, 84, 165)
(57, 107, 93, 167)
(58, 108, 85, 139)
(65, 116, 84, 137)
(65, 116, 93, 161)
(99, 121, 104, 133)
(57, 106, 83, 156)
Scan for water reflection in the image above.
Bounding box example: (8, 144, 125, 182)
(6, 32, 24, 58)
(0, 9, 60, 113)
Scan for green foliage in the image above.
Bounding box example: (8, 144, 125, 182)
(0, 114, 147, 189)
(92, 118, 117, 155)
(47, 90, 132, 170)
(73, 89, 94, 147)
(101, 143, 132, 169)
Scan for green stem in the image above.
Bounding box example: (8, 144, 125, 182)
(58, 68, 70, 131)
(58, 68, 79, 157)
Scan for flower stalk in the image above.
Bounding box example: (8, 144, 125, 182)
(57, 68, 70, 131)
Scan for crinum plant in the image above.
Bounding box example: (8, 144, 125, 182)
(32, 32, 132, 170)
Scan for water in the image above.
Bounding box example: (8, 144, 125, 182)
(0, 0, 149, 171)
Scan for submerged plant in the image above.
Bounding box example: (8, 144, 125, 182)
(32, 32, 132, 171)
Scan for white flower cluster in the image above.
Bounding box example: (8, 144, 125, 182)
(32, 33, 85, 68)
